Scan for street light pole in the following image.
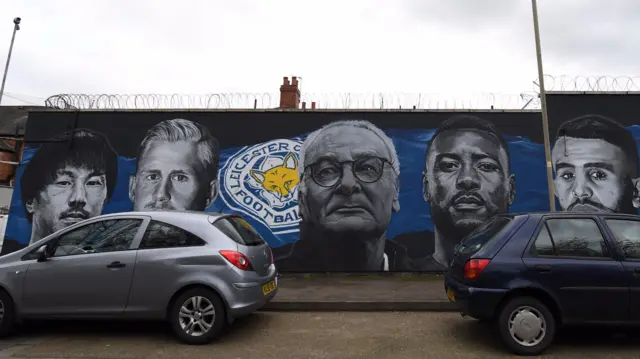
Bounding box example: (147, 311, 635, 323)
(531, 0, 556, 212)
(0, 17, 21, 106)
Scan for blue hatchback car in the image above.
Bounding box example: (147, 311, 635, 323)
(444, 211, 640, 356)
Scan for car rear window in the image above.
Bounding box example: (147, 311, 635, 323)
(455, 216, 513, 255)
(213, 216, 265, 246)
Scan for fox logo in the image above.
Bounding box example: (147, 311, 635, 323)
(249, 153, 299, 202)
(220, 138, 303, 231)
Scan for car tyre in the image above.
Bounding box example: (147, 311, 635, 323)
(497, 296, 556, 356)
(0, 290, 15, 338)
(169, 287, 226, 345)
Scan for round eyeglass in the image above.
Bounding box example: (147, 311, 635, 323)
(304, 155, 394, 188)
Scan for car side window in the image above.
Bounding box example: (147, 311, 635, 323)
(605, 219, 640, 260)
(139, 220, 206, 249)
(531, 225, 555, 256)
(533, 218, 610, 259)
(213, 217, 265, 246)
(53, 219, 142, 257)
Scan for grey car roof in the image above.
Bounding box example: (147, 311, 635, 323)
(90, 210, 228, 221)
(12, 211, 230, 253)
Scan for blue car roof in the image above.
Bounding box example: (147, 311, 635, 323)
(500, 211, 640, 220)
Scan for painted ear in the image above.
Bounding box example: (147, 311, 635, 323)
(633, 177, 640, 209)
(508, 174, 516, 205)
(250, 170, 265, 184)
(24, 198, 35, 214)
(205, 179, 219, 208)
(283, 153, 298, 169)
(422, 170, 431, 203)
(392, 177, 400, 212)
(128, 175, 136, 203)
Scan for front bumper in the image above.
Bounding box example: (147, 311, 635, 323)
(444, 273, 507, 321)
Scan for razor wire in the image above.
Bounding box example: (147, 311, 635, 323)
(42, 75, 640, 111)
(538, 75, 640, 92)
(45, 92, 540, 110)
(44, 93, 278, 110)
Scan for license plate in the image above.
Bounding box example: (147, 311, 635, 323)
(447, 288, 456, 302)
(262, 280, 276, 295)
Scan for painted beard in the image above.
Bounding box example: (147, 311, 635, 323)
(430, 203, 481, 245)
(565, 177, 637, 215)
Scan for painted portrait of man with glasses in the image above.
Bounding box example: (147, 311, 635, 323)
(274, 120, 414, 272)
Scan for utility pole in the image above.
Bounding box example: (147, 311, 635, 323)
(0, 17, 21, 106)
(531, 0, 556, 212)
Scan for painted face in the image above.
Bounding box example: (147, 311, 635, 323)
(299, 126, 399, 235)
(552, 136, 632, 213)
(425, 129, 513, 242)
(132, 140, 210, 211)
(28, 166, 107, 237)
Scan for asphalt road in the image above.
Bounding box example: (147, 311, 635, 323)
(2, 312, 640, 359)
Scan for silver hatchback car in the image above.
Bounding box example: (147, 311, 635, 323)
(0, 210, 278, 344)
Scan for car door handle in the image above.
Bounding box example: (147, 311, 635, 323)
(106, 261, 126, 269)
(633, 268, 640, 276)
(535, 264, 552, 273)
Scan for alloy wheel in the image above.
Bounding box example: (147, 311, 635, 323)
(178, 296, 216, 337)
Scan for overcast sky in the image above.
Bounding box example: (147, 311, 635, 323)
(0, 0, 638, 108)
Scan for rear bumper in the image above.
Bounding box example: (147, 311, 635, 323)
(444, 273, 507, 321)
(227, 270, 279, 318)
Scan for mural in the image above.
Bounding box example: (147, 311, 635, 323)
(546, 93, 640, 215)
(19, 129, 118, 245)
(1, 110, 549, 272)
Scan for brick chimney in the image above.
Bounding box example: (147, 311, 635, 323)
(279, 76, 301, 109)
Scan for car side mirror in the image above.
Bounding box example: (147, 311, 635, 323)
(35, 245, 49, 262)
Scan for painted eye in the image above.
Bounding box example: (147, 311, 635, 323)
(173, 174, 188, 182)
(55, 181, 72, 187)
(478, 163, 499, 172)
(316, 167, 339, 179)
(145, 174, 160, 181)
(560, 172, 574, 180)
(438, 162, 458, 171)
(590, 171, 607, 181)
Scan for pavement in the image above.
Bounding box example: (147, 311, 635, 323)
(263, 273, 455, 311)
(3, 312, 640, 358)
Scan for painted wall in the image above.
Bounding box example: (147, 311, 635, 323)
(2, 110, 552, 271)
(546, 93, 640, 215)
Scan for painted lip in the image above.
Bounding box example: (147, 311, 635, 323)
(146, 204, 176, 210)
(569, 203, 606, 212)
(330, 204, 370, 215)
(453, 203, 484, 211)
(334, 207, 368, 213)
(453, 195, 484, 210)
(60, 214, 87, 223)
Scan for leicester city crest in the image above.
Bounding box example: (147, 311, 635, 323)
(219, 139, 303, 235)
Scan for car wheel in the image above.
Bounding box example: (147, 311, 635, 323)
(169, 287, 226, 345)
(497, 296, 556, 356)
(0, 290, 15, 338)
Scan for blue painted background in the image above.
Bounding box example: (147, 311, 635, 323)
(4, 127, 556, 249)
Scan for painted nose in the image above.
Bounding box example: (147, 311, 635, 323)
(337, 164, 359, 195)
(455, 164, 481, 191)
(572, 174, 593, 199)
(68, 181, 87, 208)
(154, 178, 172, 202)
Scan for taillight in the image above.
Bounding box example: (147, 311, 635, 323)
(268, 247, 274, 264)
(463, 259, 491, 280)
(220, 250, 253, 271)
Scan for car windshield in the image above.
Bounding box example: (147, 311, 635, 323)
(455, 216, 513, 255)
